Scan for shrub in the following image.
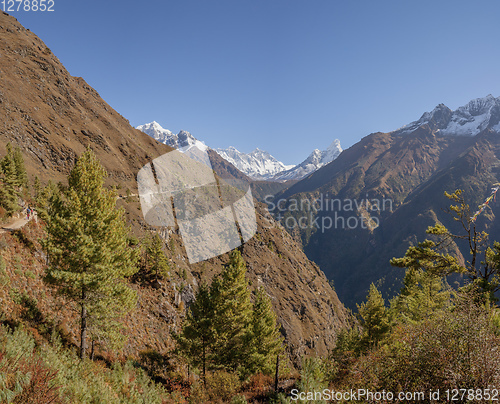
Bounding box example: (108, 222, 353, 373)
(295, 358, 328, 404)
(0, 325, 174, 404)
(231, 395, 248, 404)
(188, 381, 209, 404)
(246, 373, 273, 394)
(0, 328, 63, 404)
(206, 371, 241, 402)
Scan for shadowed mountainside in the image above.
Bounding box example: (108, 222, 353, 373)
(274, 123, 500, 308)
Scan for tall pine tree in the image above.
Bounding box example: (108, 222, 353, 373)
(0, 143, 24, 215)
(247, 286, 283, 375)
(391, 268, 452, 324)
(357, 283, 391, 349)
(144, 232, 170, 282)
(43, 148, 138, 358)
(12, 146, 28, 191)
(210, 250, 254, 373)
(175, 282, 217, 385)
(176, 250, 284, 379)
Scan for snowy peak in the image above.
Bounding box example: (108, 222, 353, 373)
(214, 147, 294, 180)
(272, 139, 342, 182)
(395, 95, 500, 136)
(136, 122, 207, 152)
(136, 121, 174, 144)
(460, 94, 497, 116)
(322, 139, 343, 165)
(138, 121, 342, 182)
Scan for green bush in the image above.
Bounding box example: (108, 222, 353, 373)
(0, 325, 175, 403)
(231, 395, 248, 404)
(294, 357, 328, 404)
(188, 381, 209, 404)
(206, 371, 241, 402)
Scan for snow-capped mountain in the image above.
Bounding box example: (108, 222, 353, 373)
(214, 147, 294, 180)
(136, 121, 208, 152)
(137, 121, 342, 182)
(272, 139, 343, 181)
(394, 94, 500, 136)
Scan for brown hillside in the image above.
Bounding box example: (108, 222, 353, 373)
(0, 11, 347, 362)
(0, 11, 171, 186)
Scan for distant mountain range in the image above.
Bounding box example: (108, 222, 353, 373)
(214, 147, 294, 180)
(136, 121, 208, 152)
(136, 121, 342, 181)
(395, 94, 500, 136)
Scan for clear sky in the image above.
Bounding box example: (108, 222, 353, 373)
(10, 0, 500, 165)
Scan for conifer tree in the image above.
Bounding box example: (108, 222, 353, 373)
(12, 146, 28, 190)
(391, 190, 500, 301)
(0, 143, 21, 214)
(33, 176, 42, 201)
(210, 250, 254, 372)
(391, 268, 452, 324)
(35, 180, 59, 223)
(357, 283, 390, 349)
(43, 148, 138, 359)
(145, 232, 170, 282)
(175, 282, 217, 385)
(176, 251, 279, 379)
(247, 286, 283, 375)
(1, 143, 19, 187)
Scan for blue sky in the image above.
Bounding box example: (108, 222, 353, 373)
(11, 0, 500, 165)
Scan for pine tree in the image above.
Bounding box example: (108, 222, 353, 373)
(145, 232, 170, 282)
(43, 148, 138, 359)
(390, 189, 500, 300)
(210, 250, 254, 373)
(0, 143, 20, 214)
(33, 176, 41, 198)
(391, 268, 452, 324)
(12, 145, 28, 191)
(176, 250, 268, 379)
(35, 180, 59, 223)
(247, 286, 283, 375)
(357, 283, 390, 349)
(175, 282, 217, 385)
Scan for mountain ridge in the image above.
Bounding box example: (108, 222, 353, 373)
(394, 94, 500, 137)
(136, 121, 343, 181)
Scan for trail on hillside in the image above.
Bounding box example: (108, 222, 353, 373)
(0, 211, 36, 234)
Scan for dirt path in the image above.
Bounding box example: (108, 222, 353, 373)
(0, 213, 32, 234)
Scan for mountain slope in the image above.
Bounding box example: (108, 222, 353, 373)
(0, 11, 347, 360)
(273, 96, 500, 308)
(0, 14, 172, 187)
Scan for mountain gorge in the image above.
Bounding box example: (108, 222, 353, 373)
(273, 96, 500, 308)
